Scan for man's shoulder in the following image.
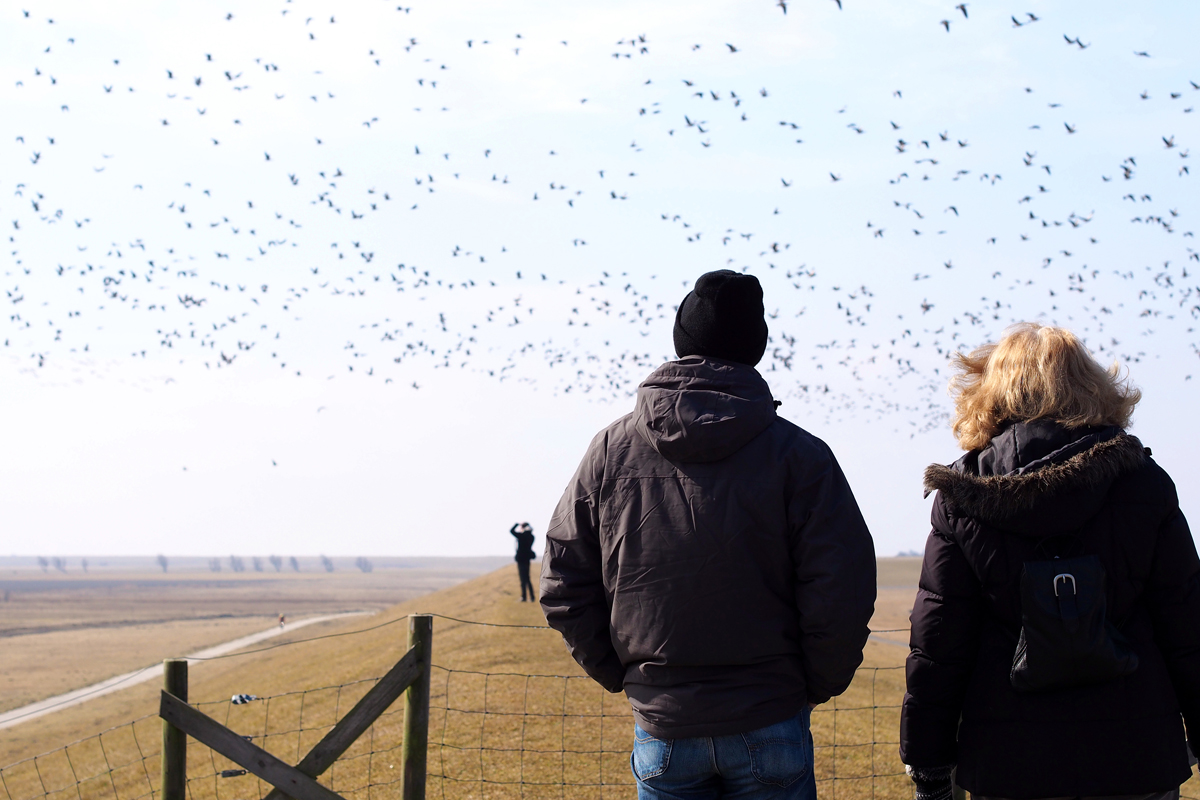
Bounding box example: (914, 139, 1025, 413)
(552, 413, 645, 511)
(584, 412, 638, 451)
(767, 414, 837, 462)
(589, 411, 836, 463)
(568, 413, 639, 481)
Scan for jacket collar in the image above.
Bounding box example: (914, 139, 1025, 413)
(923, 428, 1147, 527)
(975, 419, 1118, 477)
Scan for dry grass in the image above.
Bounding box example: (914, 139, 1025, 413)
(4, 559, 1191, 799)
(0, 616, 275, 714)
(0, 561, 916, 800)
(0, 562, 579, 765)
(0, 561, 506, 714)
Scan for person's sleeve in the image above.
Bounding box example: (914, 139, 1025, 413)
(1144, 471, 1200, 757)
(899, 501, 983, 768)
(788, 443, 877, 704)
(539, 432, 625, 693)
(510, 523, 519, 538)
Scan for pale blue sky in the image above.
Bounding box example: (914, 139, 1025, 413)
(2, 0, 1197, 556)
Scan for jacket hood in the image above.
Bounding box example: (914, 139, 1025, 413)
(634, 356, 777, 463)
(923, 420, 1148, 535)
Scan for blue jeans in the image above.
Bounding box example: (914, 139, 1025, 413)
(631, 708, 817, 800)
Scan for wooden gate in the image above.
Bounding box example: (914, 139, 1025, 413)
(157, 615, 432, 800)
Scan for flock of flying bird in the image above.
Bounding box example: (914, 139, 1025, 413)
(3, 0, 1196, 431)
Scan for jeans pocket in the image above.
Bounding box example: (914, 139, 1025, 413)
(741, 714, 811, 788)
(631, 725, 673, 781)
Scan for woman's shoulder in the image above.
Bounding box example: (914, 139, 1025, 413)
(1107, 441, 1178, 510)
(921, 450, 983, 523)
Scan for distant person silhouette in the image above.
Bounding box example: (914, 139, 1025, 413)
(510, 522, 536, 601)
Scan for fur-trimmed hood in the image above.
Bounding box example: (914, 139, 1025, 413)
(923, 423, 1148, 533)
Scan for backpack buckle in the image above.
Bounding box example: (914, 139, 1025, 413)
(1053, 573, 1077, 597)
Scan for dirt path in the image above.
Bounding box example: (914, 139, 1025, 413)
(0, 611, 370, 731)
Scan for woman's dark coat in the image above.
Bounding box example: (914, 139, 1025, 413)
(901, 420, 1200, 798)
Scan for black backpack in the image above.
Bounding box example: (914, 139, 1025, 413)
(1010, 553, 1139, 692)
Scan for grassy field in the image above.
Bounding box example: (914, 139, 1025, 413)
(0, 558, 508, 714)
(2, 559, 1193, 799)
(0, 559, 918, 800)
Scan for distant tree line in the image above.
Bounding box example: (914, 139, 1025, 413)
(197, 555, 376, 573)
(35, 556, 85, 573)
(23, 555, 378, 574)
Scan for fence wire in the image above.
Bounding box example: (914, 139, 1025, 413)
(0, 717, 161, 800)
(0, 667, 913, 800)
(2, 616, 1196, 800)
(426, 664, 912, 800)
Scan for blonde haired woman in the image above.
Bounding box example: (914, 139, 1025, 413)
(901, 323, 1199, 800)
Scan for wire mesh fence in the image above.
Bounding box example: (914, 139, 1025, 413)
(0, 717, 161, 800)
(427, 664, 909, 800)
(3, 614, 1196, 800)
(0, 664, 913, 800)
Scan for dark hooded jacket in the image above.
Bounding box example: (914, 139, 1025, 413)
(539, 356, 876, 739)
(901, 419, 1200, 797)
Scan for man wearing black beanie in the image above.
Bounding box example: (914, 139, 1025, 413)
(672, 268, 770, 367)
(542, 270, 877, 800)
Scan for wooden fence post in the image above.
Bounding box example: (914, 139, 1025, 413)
(161, 659, 188, 800)
(400, 615, 432, 800)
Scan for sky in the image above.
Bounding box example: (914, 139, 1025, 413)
(2, 0, 1198, 557)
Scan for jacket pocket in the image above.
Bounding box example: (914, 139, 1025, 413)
(741, 713, 811, 788)
(631, 725, 673, 781)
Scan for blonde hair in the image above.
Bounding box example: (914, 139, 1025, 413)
(949, 323, 1140, 451)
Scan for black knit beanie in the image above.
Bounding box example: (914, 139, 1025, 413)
(673, 270, 768, 367)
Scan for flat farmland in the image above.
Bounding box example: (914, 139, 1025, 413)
(12, 557, 1192, 799)
(0, 556, 509, 714)
(1, 558, 921, 776)
(871, 557, 922, 647)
